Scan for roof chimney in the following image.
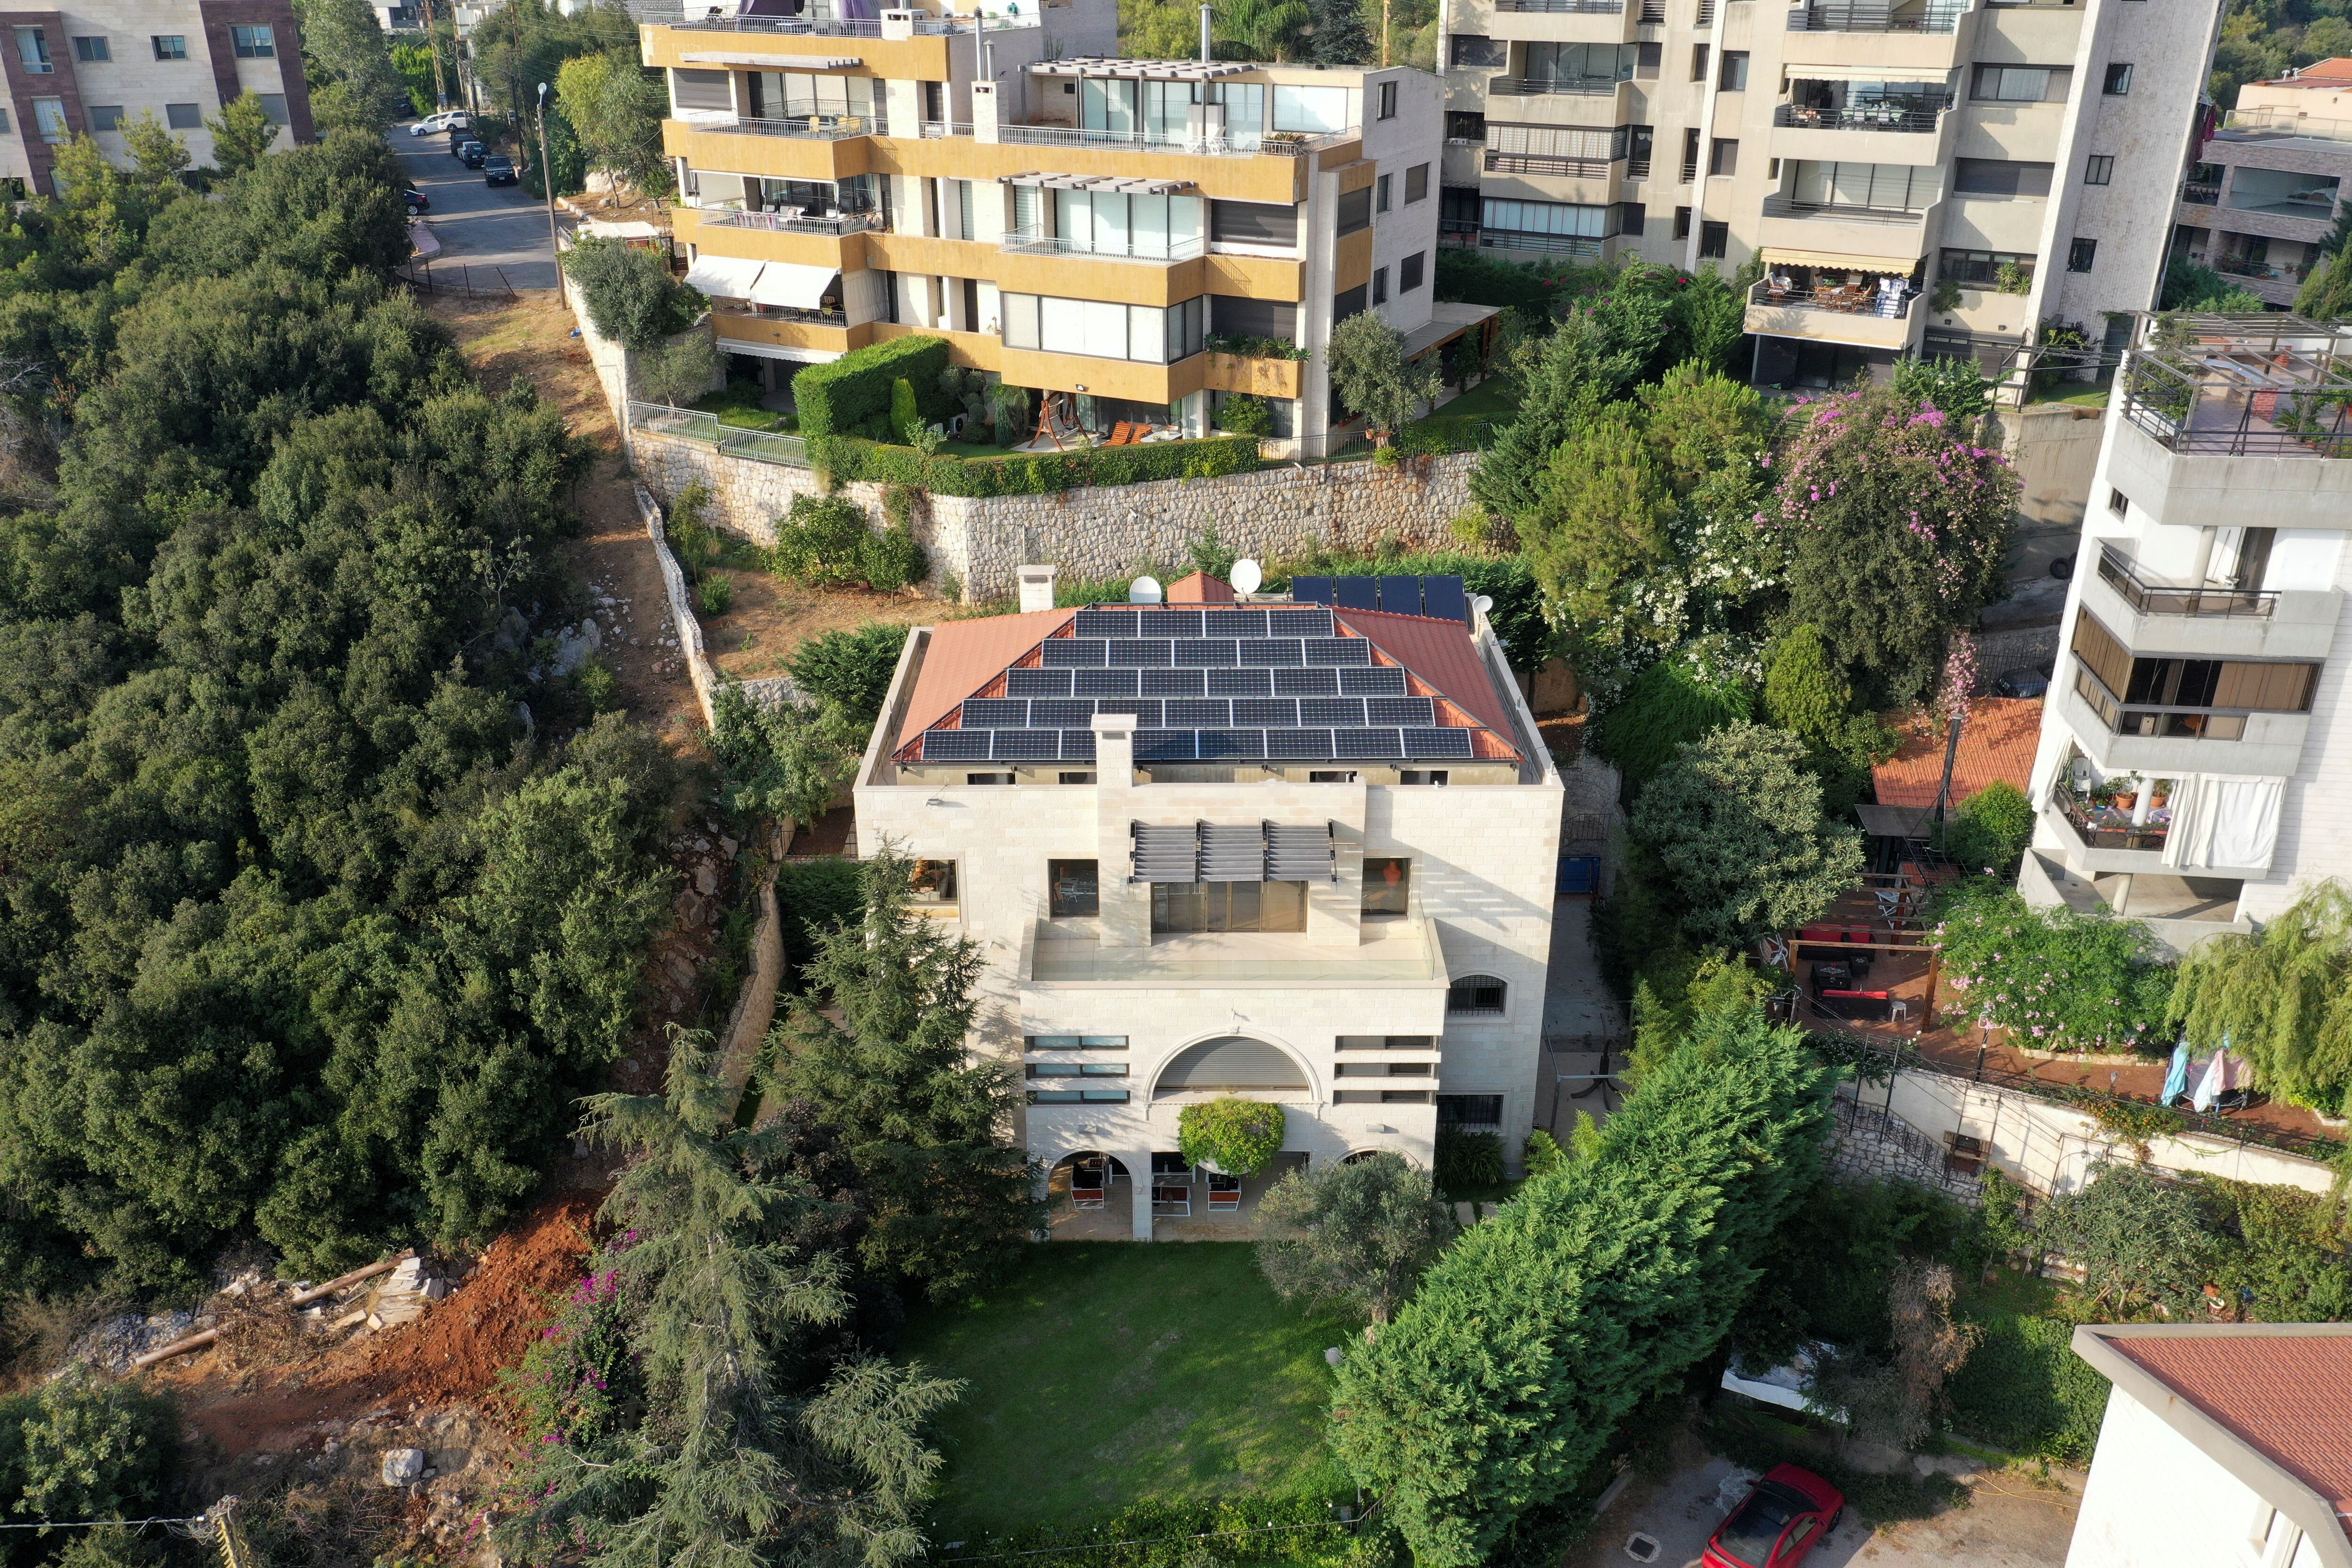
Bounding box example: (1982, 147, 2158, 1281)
(1018, 564, 1057, 614)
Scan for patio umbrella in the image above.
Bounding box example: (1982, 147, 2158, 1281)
(2162, 1041, 2190, 1104)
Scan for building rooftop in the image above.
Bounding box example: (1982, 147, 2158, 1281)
(2074, 1324, 2352, 1559)
(2256, 56, 2352, 90)
(1868, 696, 2042, 820)
(888, 576, 1526, 769)
(2119, 314, 2352, 459)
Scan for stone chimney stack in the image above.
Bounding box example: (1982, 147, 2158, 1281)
(1018, 564, 1057, 614)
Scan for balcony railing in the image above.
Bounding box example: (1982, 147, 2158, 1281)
(1762, 195, 1929, 225)
(1786, 2, 1962, 30)
(2119, 334, 2352, 458)
(1638, 0, 1667, 16)
(2182, 182, 2220, 206)
(667, 11, 1035, 34)
(1467, 230, 1605, 255)
(693, 207, 878, 236)
(1497, 0, 1624, 11)
(2096, 543, 2278, 618)
(1773, 100, 1946, 132)
(1748, 279, 1915, 318)
(2056, 791, 2170, 853)
(688, 112, 879, 142)
(2220, 108, 2352, 145)
(714, 302, 849, 328)
(1002, 229, 1207, 263)
(1489, 74, 1629, 96)
(914, 119, 1344, 159)
(2213, 254, 2313, 284)
(1485, 150, 1618, 177)
(2072, 662, 2249, 741)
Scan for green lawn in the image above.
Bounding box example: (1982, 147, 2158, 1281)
(898, 1243, 1357, 1538)
(690, 378, 787, 431)
(1413, 375, 1520, 450)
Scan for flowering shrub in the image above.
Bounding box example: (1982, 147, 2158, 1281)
(1933, 883, 2175, 1053)
(1772, 387, 2017, 704)
(501, 1250, 641, 1452)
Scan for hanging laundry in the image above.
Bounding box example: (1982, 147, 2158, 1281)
(2162, 1041, 2191, 1105)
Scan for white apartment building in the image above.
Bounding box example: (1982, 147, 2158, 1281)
(0, 3, 310, 195)
(2018, 314, 2352, 955)
(853, 570, 1562, 1237)
(1435, 0, 2221, 388)
(2066, 1323, 2352, 1568)
(2173, 57, 2352, 309)
(648, 0, 1477, 454)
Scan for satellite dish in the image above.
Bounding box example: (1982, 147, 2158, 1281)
(1231, 558, 1263, 595)
(1129, 575, 1164, 605)
(1471, 594, 1495, 618)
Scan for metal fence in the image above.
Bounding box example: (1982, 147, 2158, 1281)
(394, 260, 523, 298)
(627, 403, 811, 468)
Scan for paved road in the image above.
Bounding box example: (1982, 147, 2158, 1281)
(391, 120, 565, 291)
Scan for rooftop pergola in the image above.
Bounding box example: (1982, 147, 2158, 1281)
(2120, 312, 2352, 457)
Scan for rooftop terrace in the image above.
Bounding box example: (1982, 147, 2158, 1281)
(2118, 314, 2352, 458)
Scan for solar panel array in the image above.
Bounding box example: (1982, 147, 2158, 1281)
(916, 601, 1492, 765)
(1291, 575, 1470, 623)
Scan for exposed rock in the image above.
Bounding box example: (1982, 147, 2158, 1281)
(381, 1448, 427, 1487)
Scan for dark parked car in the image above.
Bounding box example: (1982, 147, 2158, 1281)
(456, 139, 486, 167)
(402, 188, 429, 214)
(483, 156, 517, 187)
(1995, 667, 2052, 700)
(1702, 1465, 1843, 1568)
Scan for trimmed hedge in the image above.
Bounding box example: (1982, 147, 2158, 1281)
(809, 432, 1262, 496)
(792, 335, 954, 438)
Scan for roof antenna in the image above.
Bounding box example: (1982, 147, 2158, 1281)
(1200, 0, 1212, 63)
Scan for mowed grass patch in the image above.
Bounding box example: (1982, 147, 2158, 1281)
(899, 1242, 1358, 1538)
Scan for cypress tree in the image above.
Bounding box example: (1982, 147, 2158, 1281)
(1327, 1004, 1834, 1567)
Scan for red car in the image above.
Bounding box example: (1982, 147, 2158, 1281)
(1702, 1464, 1845, 1568)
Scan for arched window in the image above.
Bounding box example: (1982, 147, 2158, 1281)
(1154, 1036, 1309, 1098)
(1447, 975, 1507, 1016)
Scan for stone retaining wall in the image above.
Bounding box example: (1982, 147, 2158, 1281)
(628, 428, 1476, 601)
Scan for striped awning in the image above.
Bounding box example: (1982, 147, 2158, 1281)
(1761, 247, 1918, 273)
(1030, 58, 1251, 80)
(1129, 821, 1337, 883)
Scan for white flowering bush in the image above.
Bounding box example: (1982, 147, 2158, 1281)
(1934, 882, 2176, 1052)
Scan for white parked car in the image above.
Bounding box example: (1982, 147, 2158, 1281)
(411, 111, 469, 136)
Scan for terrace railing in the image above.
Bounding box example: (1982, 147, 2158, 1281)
(2096, 542, 2277, 618)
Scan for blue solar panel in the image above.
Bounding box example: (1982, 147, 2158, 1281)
(1334, 577, 1377, 612)
(923, 730, 993, 762)
(1300, 697, 1366, 725)
(1291, 577, 1332, 607)
(1366, 697, 1436, 726)
(1205, 609, 1266, 637)
(1074, 609, 1136, 637)
(1032, 699, 1097, 726)
(1334, 728, 1405, 759)
(1133, 729, 1196, 760)
(1265, 728, 1334, 759)
(1240, 638, 1304, 666)
(1275, 667, 1338, 696)
(1074, 668, 1138, 697)
(1233, 698, 1296, 726)
(963, 700, 1031, 727)
(1142, 669, 1204, 697)
(993, 730, 1061, 761)
(1149, 609, 1203, 638)
(1269, 607, 1334, 637)
(1042, 639, 1106, 667)
(1306, 638, 1372, 667)
(1209, 668, 1271, 696)
(1377, 576, 1422, 616)
(1405, 728, 1475, 758)
(1165, 698, 1231, 726)
(1421, 576, 1469, 624)
(1340, 667, 1407, 696)
(1173, 639, 1239, 668)
(1008, 668, 1071, 696)
(1097, 699, 1163, 725)
(1060, 730, 1097, 761)
(1109, 639, 1172, 666)
(1198, 729, 1265, 759)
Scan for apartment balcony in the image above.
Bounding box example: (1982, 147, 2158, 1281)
(1780, 0, 1974, 73)
(710, 304, 863, 359)
(2045, 793, 2169, 869)
(2217, 108, 2352, 151)
(2055, 659, 2311, 780)
(1744, 279, 1923, 351)
(1483, 149, 1619, 180)
(1770, 98, 1954, 165)
(665, 116, 878, 183)
(1773, 100, 1946, 133)
(2116, 321, 2352, 462)
(1487, 73, 1632, 97)
(2182, 181, 2220, 207)
(675, 204, 875, 268)
(1002, 230, 1208, 265)
(1484, 0, 1637, 41)
(643, 13, 1029, 74)
(1756, 195, 1931, 263)
(694, 206, 878, 238)
(1202, 351, 1307, 400)
(2082, 542, 2341, 661)
(1020, 913, 1447, 993)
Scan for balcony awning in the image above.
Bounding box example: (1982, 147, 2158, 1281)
(680, 51, 863, 68)
(1761, 246, 1917, 273)
(1031, 57, 1252, 80)
(998, 172, 1192, 194)
(683, 254, 766, 298)
(745, 261, 840, 309)
(1130, 821, 1338, 882)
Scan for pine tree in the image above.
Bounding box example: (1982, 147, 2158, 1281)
(771, 849, 1046, 1300)
(1327, 1004, 1834, 1568)
(1467, 311, 1644, 524)
(500, 1030, 962, 1568)
(1308, 0, 1375, 64)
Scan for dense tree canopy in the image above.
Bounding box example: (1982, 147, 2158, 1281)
(0, 126, 683, 1297)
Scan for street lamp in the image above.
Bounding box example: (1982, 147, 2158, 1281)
(536, 81, 559, 273)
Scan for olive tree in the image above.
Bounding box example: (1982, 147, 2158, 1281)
(1255, 1152, 1457, 1324)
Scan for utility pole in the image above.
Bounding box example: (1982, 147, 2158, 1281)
(422, 0, 449, 108)
(537, 80, 560, 269)
(1381, 0, 1391, 66)
(195, 1497, 256, 1568)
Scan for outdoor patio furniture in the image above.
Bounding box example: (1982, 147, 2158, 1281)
(1208, 1172, 1242, 1212)
(1106, 422, 1138, 446)
(1809, 988, 1894, 1022)
(1942, 1132, 1984, 1177)
(1071, 1154, 1107, 1210)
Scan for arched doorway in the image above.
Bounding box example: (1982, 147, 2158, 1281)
(1047, 1150, 1133, 1240)
(1151, 1036, 1312, 1099)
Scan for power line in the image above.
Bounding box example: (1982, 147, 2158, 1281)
(0, 1516, 208, 1531)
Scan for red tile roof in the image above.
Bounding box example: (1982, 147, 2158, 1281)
(2266, 56, 2352, 86)
(2109, 1331, 2352, 1542)
(892, 608, 1073, 748)
(1337, 606, 1520, 752)
(1166, 571, 1237, 604)
(1870, 696, 2042, 811)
